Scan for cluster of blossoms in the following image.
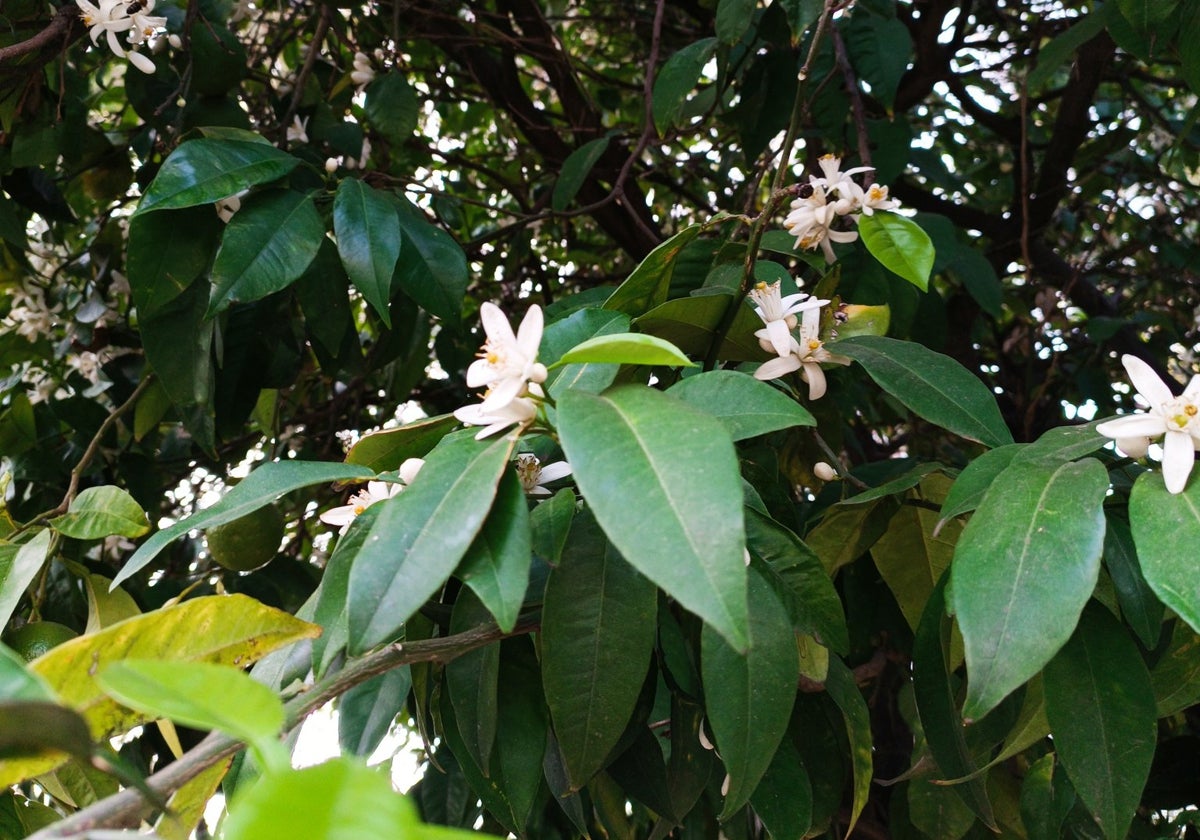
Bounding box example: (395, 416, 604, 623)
(783, 154, 899, 263)
(75, 0, 171, 73)
(1097, 355, 1200, 494)
(748, 280, 849, 400)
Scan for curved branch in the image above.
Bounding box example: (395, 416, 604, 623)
(0, 5, 82, 65)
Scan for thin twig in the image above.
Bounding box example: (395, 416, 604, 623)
(831, 25, 873, 183)
(282, 5, 332, 133)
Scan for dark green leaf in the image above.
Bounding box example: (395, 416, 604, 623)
(1027, 6, 1114, 89)
(667, 370, 816, 440)
(208, 190, 324, 316)
(1020, 753, 1076, 840)
(0, 646, 53, 703)
(0, 701, 92, 761)
(844, 11, 912, 109)
(716, 0, 754, 43)
(939, 445, 1022, 522)
(1150, 622, 1200, 716)
(702, 566, 798, 819)
(391, 197, 469, 323)
(635, 293, 767, 362)
(1103, 517, 1163, 649)
(334, 179, 402, 326)
(337, 666, 411, 757)
(951, 459, 1109, 721)
(127, 206, 221, 319)
(312, 505, 381, 678)
(842, 462, 943, 506)
(823, 656, 873, 836)
(552, 137, 610, 211)
(345, 415, 458, 472)
(445, 591, 500, 775)
(749, 739, 812, 840)
(136, 138, 299, 215)
(542, 308, 631, 399)
(530, 487, 575, 567)
(558, 386, 749, 650)
(347, 432, 515, 653)
(457, 469, 531, 633)
(365, 73, 420, 140)
(652, 39, 718, 133)
(1129, 470, 1200, 635)
(837, 336, 1014, 448)
(542, 511, 657, 789)
(604, 225, 704, 316)
(1044, 606, 1157, 840)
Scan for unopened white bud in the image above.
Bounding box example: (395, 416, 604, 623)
(167, 33, 182, 49)
(813, 461, 837, 481)
(324, 158, 338, 174)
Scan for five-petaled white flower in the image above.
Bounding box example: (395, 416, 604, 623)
(748, 280, 828, 358)
(812, 154, 874, 193)
(782, 182, 860, 264)
(1096, 354, 1200, 494)
(466, 302, 548, 413)
(126, 0, 167, 47)
(319, 458, 424, 531)
(514, 453, 572, 496)
(287, 115, 309, 144)
(753, 306, 850, 400)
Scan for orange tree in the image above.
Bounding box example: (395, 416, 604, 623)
(1, 0, 1199, 837)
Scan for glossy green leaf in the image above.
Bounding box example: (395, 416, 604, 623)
(116, 461, 374, 587)
(912, 575, 995, 827)
(841, 462, 943, 506)
(97, 659, 286, 765)
(0, 701, 91, 761)
(542, 511, 657, 790)
(1150, 622, 1200, 716)
(457, 469, 532, 633)
(938, 445, 1022, 522)
(554, 332, 693, 368)
(857, 212, 934, 291)
(348, 431, 515, 653)
(391, 196, 468, 323)
(872, 488, 962, 632)
(703, 566, 798, 819)
(221, 758, 418, 840)
(652, 39, 718, 133)
(749, 739, 812, 840)
(127, 205, 222, 319)
(542, 308, 630, 398)
(553, 137, 609, 211)
(445, 591, 500, 775)
(1129, 470, 1200, 635)
(604, 225, 704, 316)
(312, 505, 381, 677)
(0, 530, 50, 631)
(1012, 420, 1106, 465)
(365, 73, 420, 140)
(607, 725, 678, 822)
(0, 646, 53, 702)
(558, 386, 748, 650)
(1020, 753, 1076, 840)
(715, 0, 754, 43)
(208, 189, 324, 316)
(745, 508, 849, 653)
(333, 179, 402, 327)
(824, 656, 873, 837)
(530, 487, 575, 567)
(135, 138, 299, 215)
(1027, 6, 1114, 89)
(635, 293, 767, 362)
(344, 415, 457, 472)
(845, 10, 911, 108)
(952, 459, 1108, 721)
(0, 594, 317, 786)
(337, 667, 411, 759)
(1044, 606, 1157, 840)
(837, 336, 1014, 448)
(50, 486, 150, 540)
(1103, 517, 1163, 649)
(667, 370, 816, 440)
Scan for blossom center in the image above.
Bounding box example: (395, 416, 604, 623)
(1165, 398, 1200, 431)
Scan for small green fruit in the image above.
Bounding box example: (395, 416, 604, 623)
(206, 504, 285, 573)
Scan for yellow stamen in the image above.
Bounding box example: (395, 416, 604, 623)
(1187, 404, 1197, 417)
(807, 339, 821, 351)
(353, 504, 366, 515)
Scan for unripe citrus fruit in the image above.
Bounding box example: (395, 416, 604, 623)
(5, 621, 78, 662)
(205, 504, 285, 572)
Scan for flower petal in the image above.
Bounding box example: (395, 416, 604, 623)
(754, 355, 802, 381)
(1096, 413, 1168, 439)
(319, 505, 357, 527)
(516, 304, 544, 360)
(1162, 429, 1195, 493)
(399, 458, 424, 484)
(1122, 355, 1173, 409)
(763, 319, 794, 358)
(537, 461, 573, 483)
(479, 302, 516, 347)
(801, 362, 827, 400)
(479, 376, 525, 413)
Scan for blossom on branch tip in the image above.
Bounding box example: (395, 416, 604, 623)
(782, 183, 859, 263)
(319, 458, 424, 531)
(515, 453, 572, 496)
(466, 302, 548, 413)
(1096, 354, 1200, 493)
(287, 116, 309, 144)
(753, 306, 849, 400)
(748, 280, 827, 358)
(856, 183, 900, 215)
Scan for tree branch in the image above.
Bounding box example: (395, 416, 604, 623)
(0, 5, 81, 65)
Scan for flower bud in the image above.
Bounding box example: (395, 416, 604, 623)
(813, 461, 837, 481)
(324, 157, 338, 174)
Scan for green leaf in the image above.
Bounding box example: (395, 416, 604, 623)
(844, 10, 912, 109)
(530, 487, 575, 567)
(1027, 6, 1114, 89)
(1116, 0, 1180, 33)
(805, 496, 899, 574)
(136, 138, 300, 215)
(746, 508, 849, 654)
(1150, 622, 1200, 716)
(334, 179, 402, 327)
(938, 445, 1022, 522)
(912, 574, 996, 828)
(552, 137, 610, 211)
(220, 758, 419, 840)
(0, 645, 54, 703)
(749, 739, 812, 840)
(542, 510, 657, 790)
(716, 0, 754, 44)
(50, 487, 150, 540)
(951, 459, 1109, 721)
(457, 469, 531, 633)
(337, 666, 411, 757)
(1103, 517, 1163, 649)
(391, 197, 469, 323)
(1129, 470, 1200, 635)
(836, 336, 1013, 448)
(127, 206, 222, 319)
(444, 591, 500, 774)
(635, 293, 768, 362)
(312, 506, 381, 678)
(347, 431, 515, 654)
(542, 308, 631, 399)
(1012, 420, 1107, 465)
(208, 189, 324, 316)
(344, 415, 457, 472)
(841, 462, 944, 506)
(907, 775, 977, 840)
(1020, 754, 1076, 840)
(0, 531, 50, 630)
(604, 225, 704, 316)
(116, 461, 374, 588)
(365, 73, 420, 140)
(1044, 606, 1157, 840)
(558, 386, 749, 651)
(856, 212, 934, 291)
(553, 332, 693, 368)
(702, 566, 798, 819)
(652, 39, 718, 133)
(824, 656, 874, 836)
(0, 594, 318, 786)
(667, 370, 816, 440)
(97, 659, 286, 766)
(0, 701, 92, 761)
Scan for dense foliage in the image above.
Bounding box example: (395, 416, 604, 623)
(1, 0, 1199, 837)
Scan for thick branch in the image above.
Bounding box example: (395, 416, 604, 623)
(0, 5, 81, 65)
